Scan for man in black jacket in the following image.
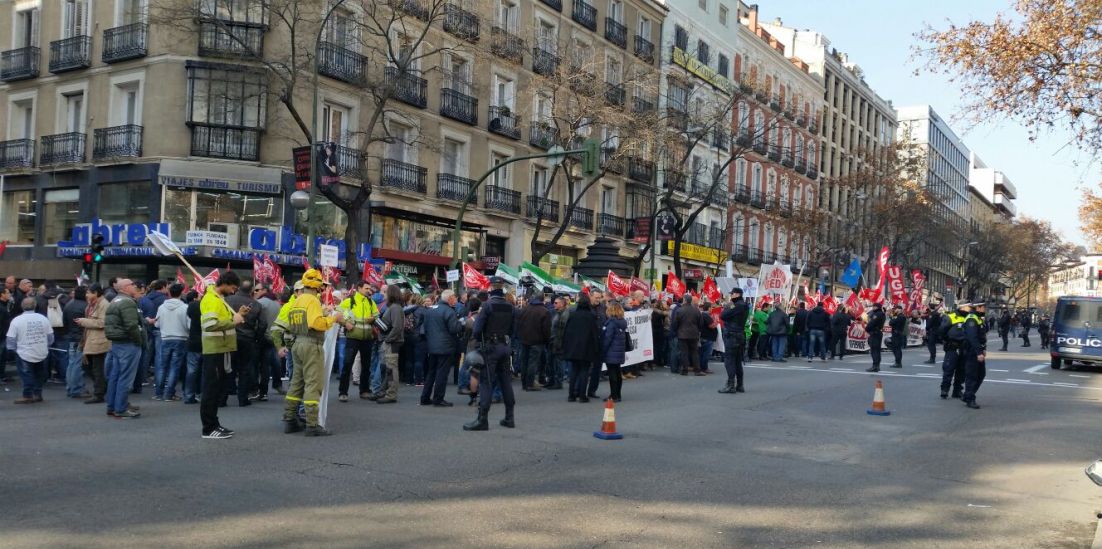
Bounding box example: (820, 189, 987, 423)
(224, 280, 262, 406)
(806, 303, 830, 362)
(829, 306, 852, 359)
(719, 289, 749, 394)
(924, 305, 942, 364)
(421, 290, 462, 407)
(793, 303, 809, 359)
(888, 305, 907, 368)
(865, 303, 887, 372)
(516, 293, 551, 391)
(670, 294, 705, 376)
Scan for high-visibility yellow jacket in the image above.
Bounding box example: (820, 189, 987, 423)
(339, 293, 379, 340)
(269, 294, 297, 348)
(200, 290, 237, 354)
(288, 291, 335, 338)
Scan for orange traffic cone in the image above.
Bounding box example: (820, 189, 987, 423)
(593, 398, 623, 440)
(867, 379, 891, 416)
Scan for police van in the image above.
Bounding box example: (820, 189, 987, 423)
(1051, 296, 1102, 369)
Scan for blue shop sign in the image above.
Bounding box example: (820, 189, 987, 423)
(58, 219, 171, 248)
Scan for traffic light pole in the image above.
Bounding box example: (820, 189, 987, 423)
(448, 141, 597, 270)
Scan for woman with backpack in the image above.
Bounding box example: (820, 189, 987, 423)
(601, 302, 629, 403)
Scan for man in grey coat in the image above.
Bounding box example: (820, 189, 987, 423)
(766, 305, 789, 362)
(670, 294, 704, 376)
(420, 290, 462, 407)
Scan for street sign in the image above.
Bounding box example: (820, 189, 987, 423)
(319, 243, 339, 267)
(446, 269, 459, 282)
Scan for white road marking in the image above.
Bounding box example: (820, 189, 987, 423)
(916, 373, 941, 378)
(829, 367, 854, 371)
(913, 364, 933, 368)
(740, 363, 1102, 390)
(1024, 364, 1049, 374)
(990, 369, 1009, 373)
(1070, 374, 1091, 379)
(1053, 382, 1080, 387)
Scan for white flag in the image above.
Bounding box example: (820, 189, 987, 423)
(146, 230, 182, 256)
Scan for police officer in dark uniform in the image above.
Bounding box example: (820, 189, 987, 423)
(961, 302, 987, 409)
(924, 304, 942, 364)
(940, 303, 970, 399)
(865, 302, 887, 372)
(888, 304, 907, 369)
(718, 288, 749, 394)
(464, 277, 517, 431)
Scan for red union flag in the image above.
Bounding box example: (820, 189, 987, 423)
(874, 246, 890, 293)
(666, 273, 686, 298)
(845, 291, 864, 318)
(804, 286, 818, 309)
(910, 269, 926, 309)
(462, 263, 490, 290)
(362, 259, 384, 286)
(859, 287, 882, 304)
(885, 265, 906, 304)
(702, 276, 721, 303)
(629, 276, 650, 294)
(194, 269, 220, 296)
(607, 270, 630, 297)
(823, 294, 838, 315)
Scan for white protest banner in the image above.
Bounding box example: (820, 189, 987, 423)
(907, 322, 926, 347)
(623, 309, 654, 366)
(846, 322, 870, 352)
(316, 325, 340, 427)
(757, 264, 792, 298)
(319, 243, 339, 268)
(740, 277, 760, 298)
(446, 269, 459, 283)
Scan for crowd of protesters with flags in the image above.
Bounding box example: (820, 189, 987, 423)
(0, 244, 1006, 429)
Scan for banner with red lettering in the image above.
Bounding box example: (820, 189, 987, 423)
(462, 263, 490, 290)
(666, 273, 686, 299)
(607, 271, 630, 297)
(702, 276, 721, 303)
(909, 269, 926, 310)
(629, 276, 650, 294)
(874, 246, 890, 295)
(885, 265, 906, 304)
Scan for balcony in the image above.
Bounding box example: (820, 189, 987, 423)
(532, 47, 559, 76)
(781, 157, 794, 169)
(735, 131, 752, 147)
(488, 106, 521, 140)
(318, 41, 367, 85)
(380, 158, 427, 194)
(633, 35, 654, 63)
(778, 201, 792, 218)
(750, 191, 766, 209)
(103, 23, 147, 63)
(708, 227, 726, 249)
(734, 187, 751, 204)
(572, 0, 597, 31)
(601, 148, 623, 173)
(807, 166, 818, 180)
(40, 132, 86, 165)
(443, 3, 480, 42)
(529, 123, 558, 150)
(796, 114, 808, 128)
(769, 99, 781, 113)
(768, 145, 781, 162)
(568, 205, 593, 230)
(667, 107, 688, 131)
(664, 170, 687, 192)
(437, 173, 475, 202)
(0, 47, 39, 82)
(605, 18, 626, 49)
(752, 140, 767, 155)
(527, 196, 560, 223)
(93, 125, 143, 161)
(485, 185, 521, 215)
(0, 139, 35, 170)
(795, 159, 806, 175)
(631, 95, 654, 114)
(441, 88, 478, 125)
(385, 66, 427, 108)
(712, 129, 729, 150)
(198, 21, 265, 58)
(568, 70, 597, 96)
(604, 82, 625, 107)
(809, 120, 819, 134)
(540, 0, 563, 11)
(331, 144, 366, 178)
(49, 35, 91, 73)
(393, 0, 429, 21)
(627, 156, 654, 183)
(491, 26, 525, 64)
(597, 213, 625, 237)
(190, 124, 260, 161)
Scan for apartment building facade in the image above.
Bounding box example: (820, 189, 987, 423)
(0, 0, 667, 284)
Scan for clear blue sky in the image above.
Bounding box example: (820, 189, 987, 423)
(759, 0, 1095, 246)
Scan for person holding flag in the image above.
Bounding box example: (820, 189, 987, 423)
(282, 269, 343, 436)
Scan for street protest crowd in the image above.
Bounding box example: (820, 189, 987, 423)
(0, 262, 1046, 437)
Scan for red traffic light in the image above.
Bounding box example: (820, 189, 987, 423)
(83, 253, 94, 263)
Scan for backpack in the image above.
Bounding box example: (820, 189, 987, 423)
(47, 297, 64, 328)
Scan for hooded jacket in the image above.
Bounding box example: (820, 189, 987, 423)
(516, 296, 551, 346)
(156, 298, 190, 341)
(806, 305, 830, 331)
(601, 317, 629, 365)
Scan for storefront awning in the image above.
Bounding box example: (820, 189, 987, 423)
(158, 159, 284, 195)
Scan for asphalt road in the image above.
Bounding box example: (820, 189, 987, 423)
(3, 333, 1101, 548)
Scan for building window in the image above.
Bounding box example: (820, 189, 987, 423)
(163, 186, 284, 246)
(62, 0, 90, 38)
(492, 151, 511, 188)
(320, 102, 351, 144)
(197, 0, 267, 23)
(498, 0, 518, 31)
(61, 91, 85, 133)
(608, 0, 623, 23)
(492, 74, 516, 109)
(735, 158, 746, 189)
(601, 186, 616, 214)
(294, 195, 348, 242)
(109, 79, 142, 126)
(14, 8, 40, 48)
(718, 4, 728, 25)
(532, 165, 549, 197)
(697, 0, 707, 12)
(697, 40, 710, 64)
(8, 97, 35, 139)
(0, 190, 36, 244)
(674, 25, 688, 51)
(42, 189, 81, 245)
(637, 16, 651, 41)
(98, 182, 152, 226)
(441, 137, 468, 177)
(751, 163, 762, 192)
(186, 63, 267, 160)
(717, 53, 728, 78)
(385, 120, 416, 163)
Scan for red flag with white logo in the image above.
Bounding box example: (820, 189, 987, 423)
(462, 263, 490, 290)
(845, 292, 865, 318)
(666, 273, 686, 299)
(702, 276, 721, 303)
(607, 271, 630, 297)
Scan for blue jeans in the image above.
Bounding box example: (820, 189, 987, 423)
(336, 336, 347, 377)
(105, 342, 141, 413)
(808, 329, 827, 359)
(49, 343, 69, 381)
(156, 339, 188, 398)
(371, 341, 383, 394)
(66, 341, 85, 397)
(185, 351, 202, 401)
(668, 337, 680, 373)
(134, 332, 159, 392)
(17, 357, 47, 398)
(771, 335, 787, 360)
(798, 332, 809, 357)
(699, 340, 715, 371)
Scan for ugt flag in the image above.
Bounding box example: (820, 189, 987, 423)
(840, 257, 862, 288)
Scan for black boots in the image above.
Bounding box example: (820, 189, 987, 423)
(735, 384, 745, 393)
(499, 408, 515, 428)
(304, 425, 332, 437)
(718, 381, 736, 394)
(463, 409, 489, 431)
(283, 418, 304, 434)
(865, 366, 880, 372)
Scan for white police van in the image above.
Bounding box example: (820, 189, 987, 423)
(1051, 296, 1102, 369)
